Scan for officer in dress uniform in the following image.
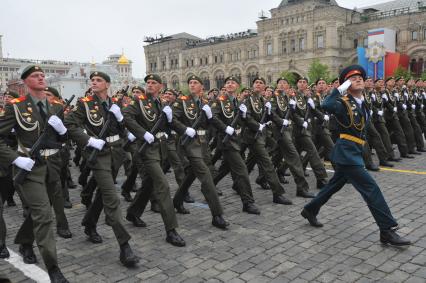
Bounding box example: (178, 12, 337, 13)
(0, 65, 69, 282)
(301, 65, 411, 247)
(414, 79, 426, 139)
(64, 71, 139, 267)
(124, 74, 185, 246)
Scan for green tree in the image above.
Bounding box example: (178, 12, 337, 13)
(393, 66, 411, 80)
(278, 71, 298, 86)
(421, 72, 426, 81)
(308, 59, 330, 83)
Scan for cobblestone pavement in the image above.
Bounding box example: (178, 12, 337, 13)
(1, 150, 425, 283)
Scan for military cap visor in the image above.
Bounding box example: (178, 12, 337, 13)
(21, 65, 44, 80)
(144, 74, 162, 83)
(131, 86, 145, 93)
(276, 77, 289, 84)
(45, 87, 61, 98)
(315, 78, 327, 85)
(3, 90, 20, 98)
(385, 77, 395, 83)
(224, 76, 240, 85)
(296, 77, 309, 83)
(187, 75, 203, 84)
(252, 76, 266, 84)
(162, 88, 177, 96)
(90, 71, 111, 83)
(331, 78, 339, 83)
(339, 65, 366, 84)
(208, 88, 219, 94)
(374, 78, 384, 83)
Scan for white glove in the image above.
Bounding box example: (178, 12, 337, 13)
(128, 132, 136, 142)
(185, 127, 196, 138)
(202, 104, 212, 119)
(289, 99, 296, 108)
(323, 114, 329, 121)
(48, 115, 67, 135)
(369, 110, 373, 116)
(394, 93, 399, 100)
(338, 80, 351, 94)
(143, 131, 155, 144)
(265, 102, 272, 115)
(87, 137, 105, 150)
(393, 107, 397, 112)
(402, 104, 407, 110)
(307, 98, 315, 109)
(258, 123, 266, 132)
(403, 92, 408, 98)
(302, 121, 308, 129)
(109, 104, 124, 122)
(423, 92, 426, 99)
(378, 110, 383, 116)
(371, 94, 376, 101)
(414, 92, 419, 98)
(12, 156, 35, 171)
(381, 93, 388, 101)
(225, 126, 234, 135)
(162, 106, 173, 122)
(282, 119, 289, 126)
(411, 104, 416, 110)
(421, 105, 424, 109)
(239, 104, 247, 118)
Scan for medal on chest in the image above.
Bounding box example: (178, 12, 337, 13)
(183, 99, 197, 120)
(276, 94, 288, 112)
(139, 99, 157, 122)
(250, 96, 262, 114)
(296, 95, 306, 110)
(221, 99, 234, 119)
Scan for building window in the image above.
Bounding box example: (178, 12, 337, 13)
(354, 39, 358, 48)
(203, 77, 210, 90)
(291, 39, 295, 52)
(253, 50, 257, 58)
(175, 59, 178, 68)
(220, 55, 223, 63)
(412, 31, 418, 40)
(266, 43, 273, 56)
(424, 29, 426, 40)
(339, 35, 343, 48)
(162, 61, 166, 70)
(205, 57, 208, 65)
(299, 38, 305, 51)
(282, 41, 287, 54)
(363, 37, 368, 47)
(200, 58, 203, 65)
(191, 59, 194, 67)
(317, 35, 324, 49)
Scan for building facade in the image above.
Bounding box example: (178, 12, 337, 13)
(143, 0, 426, 89)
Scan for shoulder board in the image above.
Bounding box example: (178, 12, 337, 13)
(218, 95, 227, 101)
(138, 94, 147, 100)
(51, 100, 63, 105)
(112, 97, 119, 103)
(81, 96, 94, 102)
(202, 98, 209, 104)
(179, 95, 189, 101)
(10, 96, 27, 104)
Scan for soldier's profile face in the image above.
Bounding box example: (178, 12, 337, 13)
(277, 80, 289, 90)
(332, 81, 340, 88)
(24, 71, 46, 91)
(91, 77, 109, 93)
(253, 80, 265, 93)
(188, 80, 203, 94)
(348, 75, 365, 91)
(297, 80, 307, 91)
(145, 80, 162, 95)
(225, 80, 239, 93)
(316, 80, 327, 91)
(365, 79, 373, 88)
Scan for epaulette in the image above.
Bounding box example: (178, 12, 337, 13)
(51, 99, 63, 105)
(202, 98, 209, 104)
(81, 96, 94, 102)
(138, 94, 147, 100)
(218, 95, 227, 101)
(112, 97, 119, 103)
(10, 96, 27, 104)
(179, 95, 189, 101)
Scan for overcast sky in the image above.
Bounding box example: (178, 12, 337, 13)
(1, 0, 391, 78)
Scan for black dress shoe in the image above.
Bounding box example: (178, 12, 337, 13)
(388, 157, 401, 162)
(296, 190, 315, 198)
(67, 179, 77, 189)
(409, 151, 421, 155)
(48, 266, 69, 283)
(242, 203, 261, 215)
(183, 192, 195, 203)
(57, 228, 72, 239)
(301, 208, 323, 227)
(379, 160, 394, 167)
(6, 198, 16, 207)
(125, 214, 147, 227)
(120, 243, 139, 267)
(212, 215, 229, 229)
(380, 229, 411, 246)
(366, 164, 380, 171)
(150, 201, 161, 213)
(0, 244, 10, 259)
(316, 179, 328, 190)
(255, 178, 271, 190)
(401, 154, 415, 159)
(63, 199, 72, 209)
(231, 184, 241, 195)
(81, 197, 92, 209)
(417, 148, 426, 152)
(166, 229, 186, 247)
(272, 194, 293, 205)
(19, 244, 37, 264)
(84, 226, 102, 243)
(121, 191, 133, 202)
(173, 198, 190, 214)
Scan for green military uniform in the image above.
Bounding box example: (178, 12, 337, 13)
(407, 88, 425, 151)
(311, 91, 334, 161)
(64, 94, 131, 245)
(269, 90, 313, 197)
(292, 91, 328, 188)
(395, 87, 417, 154)
(415, 88, 426, 139)
(172, 93, 224, 216)
(0, 94, 64, 270)
(123, 93, 178, 232)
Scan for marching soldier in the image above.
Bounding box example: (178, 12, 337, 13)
(406, 78, 425, 152)
(64, 71, 139, 267)
(172, 75, 229, 229)
(292, 77, 328, 189)
(414, 79, 426, 139)
(301, 65, 411, 247)
(0, 65, 68, 281)
(124, 74, 185, 246)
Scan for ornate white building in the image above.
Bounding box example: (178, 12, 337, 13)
(143, 0, 426, 89)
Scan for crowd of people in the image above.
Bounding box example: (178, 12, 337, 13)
(0, 64, 422, 282)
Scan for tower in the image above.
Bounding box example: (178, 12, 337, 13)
(0, 35, 3, 58)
